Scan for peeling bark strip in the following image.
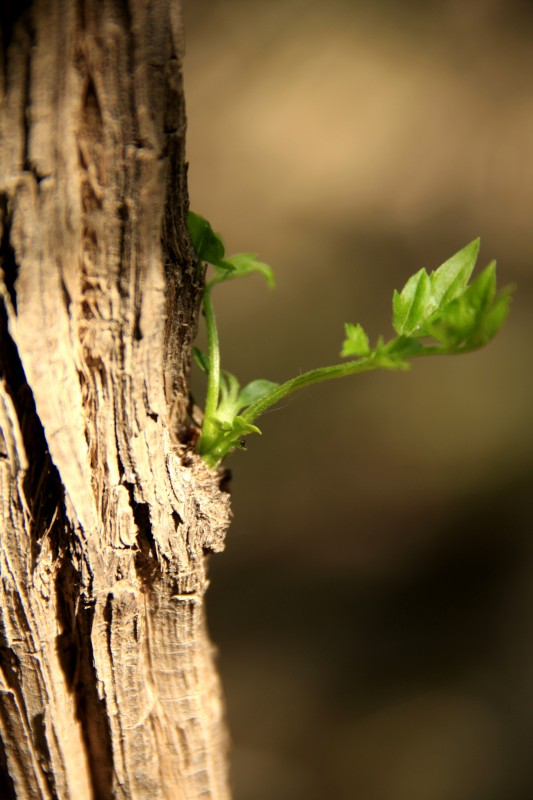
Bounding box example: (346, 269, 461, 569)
(0, 2, 231, 798)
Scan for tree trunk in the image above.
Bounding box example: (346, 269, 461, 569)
(0, 1, 231, 797)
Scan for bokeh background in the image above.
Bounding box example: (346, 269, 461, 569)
(182, 1, 532, 797)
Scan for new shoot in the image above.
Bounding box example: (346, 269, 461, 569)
(187, 212, 511, 468)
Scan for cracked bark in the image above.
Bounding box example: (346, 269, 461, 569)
(0, 1, 231, 798)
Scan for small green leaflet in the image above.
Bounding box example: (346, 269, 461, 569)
(341, 323, 370, 358)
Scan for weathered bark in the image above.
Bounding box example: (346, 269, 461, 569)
(0, 1, 231, 798)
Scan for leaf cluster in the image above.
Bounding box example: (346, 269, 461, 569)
(341, 239, 511, 369)
(188, 213, 511, 468)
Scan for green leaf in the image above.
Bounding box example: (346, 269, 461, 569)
(392, 268, 431, 336)
(187, 211, 235, 272)
(224, 252, 275, 288)
(341, 323, 371, 358)
(193, 347, 209, 374)
(429, 238, 479, 308)
(238, 379, 279, 409)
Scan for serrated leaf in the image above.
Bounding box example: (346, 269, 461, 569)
(429, 238, 479, 308)
(341, 322, 370, 358)
(224, 252, 275, 288)
(237, 379, 279, 409)
(193, 347, 209, 374)
(392, 268, 431, 336)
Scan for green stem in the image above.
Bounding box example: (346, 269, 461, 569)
(198, 284, 220, 453)
(239, 340, 465, 428)
(240, 358, 376, 425)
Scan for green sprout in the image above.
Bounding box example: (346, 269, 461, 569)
(187, 211, 511, 469)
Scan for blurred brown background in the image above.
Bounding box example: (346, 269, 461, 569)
(182, 1, 533, 797)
